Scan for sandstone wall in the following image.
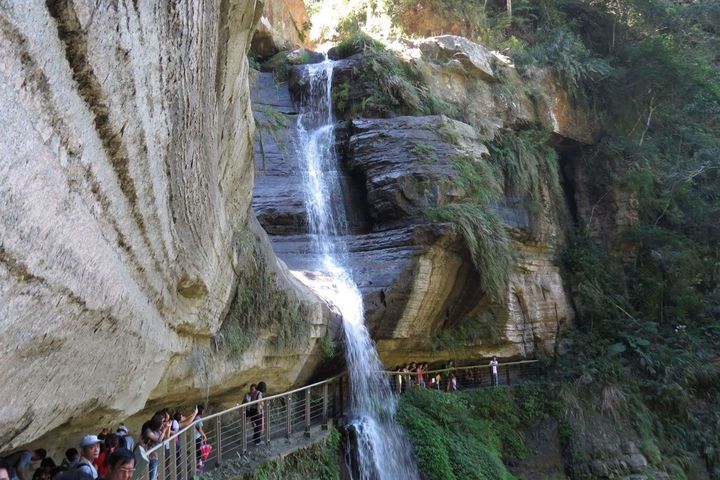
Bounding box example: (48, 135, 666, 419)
(0, 0, 327, 451)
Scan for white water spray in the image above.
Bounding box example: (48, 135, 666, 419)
(296, 59, 419, 480)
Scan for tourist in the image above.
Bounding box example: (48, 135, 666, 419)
(244, 385, 263, 445)
(490, 356, 499, 386)
(194, 406, 208, 465)
(115, 426, 134, 452)
(59, 450, 78, 470)
(395, 366, 403, 394)
(96, 434, 119, 478)
(141, 414, 170, 480)
(2, 449, 46, 480)
(103, 449, 135, 480)
(30, 468, 50, 480)
(257, 383, 268, 441)
(1, 460, 12, 480)
(416, 363, 425, 388)
(76, 436, 101, 479)
(450, 373, 458, 391)
(401, 364, 410, 393)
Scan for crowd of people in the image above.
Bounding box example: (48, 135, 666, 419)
(0, 404, 209, 480)
(0, 360, 508, 480)
(0, 436, 136, 480)
(1, 380, 274, 480)
(393, 357, 502, 393)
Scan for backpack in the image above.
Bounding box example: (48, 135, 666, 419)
(54, 465, 93, 480)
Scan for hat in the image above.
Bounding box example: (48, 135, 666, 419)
(80, 435, 102, 448)
(117, 425, 129, 434)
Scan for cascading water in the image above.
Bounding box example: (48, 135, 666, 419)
(296, 59, 420, 480)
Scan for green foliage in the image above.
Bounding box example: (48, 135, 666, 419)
(214, 230, 311, 356)
(333, 32, 384, 59)
(397, 385, 557, 480)
(333, 38, 461, 119)
(242, 429, 342, 480)
(515, 26, 613, 93)
(434, 311, 506, 353)
(488, 129, 562, 213)
(429, 203, 513, 301)
(263, 52, 294, 82)
(427, 150, 512, 300)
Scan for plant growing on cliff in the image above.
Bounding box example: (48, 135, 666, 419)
(488, 128, 562, 214)
(214, 230, 311, 356)
(430, 203, 513, 301)
(397, 386, 557, 480)
(427, 151, 512, 301)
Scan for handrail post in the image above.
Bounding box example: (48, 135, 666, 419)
(158, 442, 165, 480)
(189, 428, 197, 476)
(169, 437, 177, 480)
(241, 405, 247, 454)
(304, 389, 311, 437)
(286, 395, 293, 438)
(180, 430, 188, 480)
(264, 401, 270, 445)
(216, 416, 222, 463)
(321, 382, 329, 430)
(506, 364, 510, 386)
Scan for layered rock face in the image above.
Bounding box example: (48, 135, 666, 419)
(252, 37, 581, 366)
(0, 0, 327, 451)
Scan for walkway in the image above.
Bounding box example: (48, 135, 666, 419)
(140, 360, 539, 480)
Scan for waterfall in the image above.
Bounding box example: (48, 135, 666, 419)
(296, 59, 420, 480)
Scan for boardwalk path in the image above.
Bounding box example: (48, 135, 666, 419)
(141, 360, 540, 480)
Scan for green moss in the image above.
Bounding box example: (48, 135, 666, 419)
(320, 334, 336, 359)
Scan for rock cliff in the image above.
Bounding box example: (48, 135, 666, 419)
(251, 37, 588, 367)
(0, 0, 327, 451)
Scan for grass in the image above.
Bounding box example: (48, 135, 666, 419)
(434, 311, 507, 353)
(429, 203, 513, 301)
(427, 151, 513, 301)
(214, 230, 312, 356)
(488, 129, 562, 214)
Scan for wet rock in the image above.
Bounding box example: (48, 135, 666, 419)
(346, 115, 487, 228)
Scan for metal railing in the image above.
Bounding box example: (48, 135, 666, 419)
(139, 374, 348, 480)
(138, 360, 538, 480)
(382, 359, 540, 393)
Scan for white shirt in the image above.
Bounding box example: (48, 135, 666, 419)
(490, 359, 499, 374)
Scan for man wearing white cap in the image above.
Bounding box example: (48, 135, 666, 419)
(76, 436, 101, 479)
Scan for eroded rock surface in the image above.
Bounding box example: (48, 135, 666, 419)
(252, 50, 575, 366)
(0, 0, 327, 451)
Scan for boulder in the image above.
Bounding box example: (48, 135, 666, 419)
(414, 35, 496, 82)
(250, 0, 309, 58)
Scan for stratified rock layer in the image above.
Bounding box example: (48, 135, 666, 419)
(0, 0, 327, 451)
(252, 43, 576, 366)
